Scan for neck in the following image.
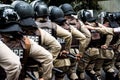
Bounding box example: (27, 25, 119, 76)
(36, 18, 48, 22)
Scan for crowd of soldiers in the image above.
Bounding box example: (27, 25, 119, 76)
(0, 0, 120, 80)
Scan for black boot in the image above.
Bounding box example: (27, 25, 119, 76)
(86, 70, 100, 80)
(105, 72, 116, 80)
(76, 70, 86, 80)
(114, 70, 120, 80)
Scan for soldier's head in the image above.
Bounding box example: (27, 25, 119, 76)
(0, 4, 23, 38)
(0, 4, 19, 25)
(104, 12, 120, 28)
(80, 10, 96, 23)
(11, 1, 37, 29)
(30, 0, 49, 21)
(49, 6, 66, 25)
(59, 3, 76, 16)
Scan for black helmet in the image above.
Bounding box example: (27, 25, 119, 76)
(0, 4, 19, 25)
(0, 24, 23, 33)
(11, 1, 37, 27)
(11, 1, 34, 19)
(59, 3, 76, 16)
(49, 6, 66, 23)
(0, 4, 22, 33)
(109, 12, 120, 21)
(82, 10, 96, 22)
(30, 0, 48, 17)
(104, 12, 120, 28)
(34, 3, 49, 17)
(30, 0, 44, 10)
(49, 6, 56, 13)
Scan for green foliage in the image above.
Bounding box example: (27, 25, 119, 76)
(71, 0, 102, 12)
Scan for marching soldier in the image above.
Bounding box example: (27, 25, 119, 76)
(12, 0, 61, 62)
(0, 37, 21, 80)
(77, 10, 114, 80)
(1, 4, 53, 80)
(31, 1, 72, 80)
(30, 1, 72, 55)
(49, 6, 87, 80)
(59, 3, 91, 80)
(60, 3, 91, 48)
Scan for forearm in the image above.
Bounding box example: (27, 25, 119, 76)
(95, 27, 114, 35)
(105, 35, 113, 46)
(113, 27, 120, 33)
(56, 25, 72, 51)
(40, 29, 61, 60)
(71, 26, 87, 54)
(80, 25, 91, 47)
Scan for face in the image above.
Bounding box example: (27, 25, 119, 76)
(85, 21, 96, 27)
(90, 22, 96, 27)
(103, 21, 109, 27)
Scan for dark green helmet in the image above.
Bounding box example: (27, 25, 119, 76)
(81, 10, 96, 22)
(35, 3, 49, 17)
(30, 0, 43, 10)
(59, 3, 76, 16)
(30, 0, 48, 18)
(49, 6, 66, 23)
(0, 4, 22, 33)
(11, 1, 34, 19)
(0, 4, 19, 25)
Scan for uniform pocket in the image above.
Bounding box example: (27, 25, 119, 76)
(99, 49, 114, 59)
(87, 48, 99, 56)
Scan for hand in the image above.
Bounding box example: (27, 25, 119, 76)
(39, 78, 44, 80)
(60, 50, 69, 57)
(76, 53, 82, 61)
(112, 44, 118, 50)
(101, 45, 108, 49)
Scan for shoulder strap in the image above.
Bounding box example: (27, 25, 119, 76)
(19, 36, 31, 79)
(21, 36, 31, 64)
(51, 22, 57, 38)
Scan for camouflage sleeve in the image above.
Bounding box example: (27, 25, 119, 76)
(70, 25, 87, 54)
(56, 24, 72, 51)
(79, 20, 91, 47)
(38, 28, 61, 60)
(105, 34, 113, 46)
(95, 27, 114, 35)
(95, 23, 114, 35)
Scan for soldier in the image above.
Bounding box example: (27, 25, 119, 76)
(85, 15, 120, 80)
(0, 36, 21, 79)
(49, 6, 87, 80)
(0, 4, 53, 80)
(77, 10, 114, 80)
(30, 1, 72, 55)
(0, 4, 22, 80)
(12, 0, 61, 62)
(94, 12, 120, 80)
(97, 13, 117, 80)
(60, 3, 91, 79)
(60, 3, 91, 48)
(30, 1, 73, 80)
(11, 1, 62, 79)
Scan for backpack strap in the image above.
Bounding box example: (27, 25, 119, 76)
(19, 36, 31, 79)
(21, 36, 31, 64)
(51, 22, 57, 38)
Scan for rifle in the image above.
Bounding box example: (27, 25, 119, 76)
(53, 67, 63, 73)
(66, 53, 77, 60)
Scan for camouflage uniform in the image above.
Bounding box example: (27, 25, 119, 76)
(65, 15, 91, 80)
(0, 40, 21, 80)
(66, 24, 87, 80)
(36, 20, 72, 80)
